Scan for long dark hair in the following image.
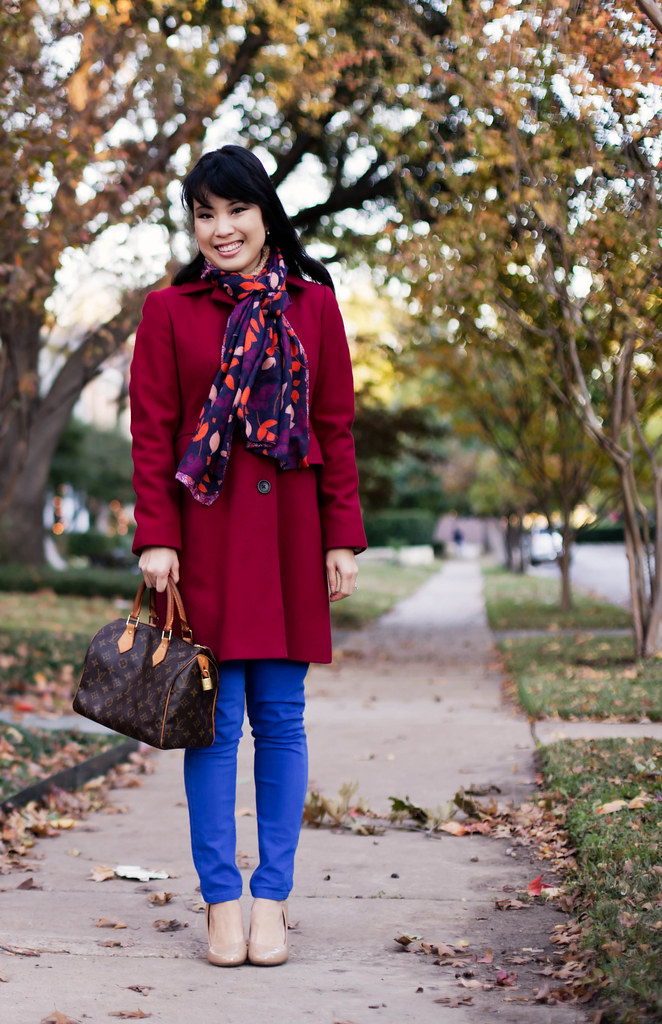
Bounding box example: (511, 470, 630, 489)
(172, 146, 334, 290)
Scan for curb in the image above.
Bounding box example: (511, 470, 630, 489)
(0, 737, 142, 811)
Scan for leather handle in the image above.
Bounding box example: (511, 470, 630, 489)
(118, 580, 194, 661)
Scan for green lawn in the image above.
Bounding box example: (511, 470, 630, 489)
(541, 738, 662, 1023)
(483, 566, 632, 632)
(500, 633, 662, 721)
(330, 560, 436, 629)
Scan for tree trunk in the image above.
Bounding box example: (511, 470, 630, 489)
(558, 534, 573, 612)
(643, 472, 662, 657)
(619, 463, 650, 660)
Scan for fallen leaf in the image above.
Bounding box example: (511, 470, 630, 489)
(433, 996, 473, 1006)
(496, 970, 518, 987)
(16, 877, 42, 890)
(394, 934, 421, 947)
(535, 981, 553, 1002)
(527, 874, 544, 897)
(477, 948, 493, 964)
(108, 1013, 152, 1020)
(595, 799, 628, 815)
(147, 892, 173, 906)
(458, 978, 493, 991)
(0, 972, 9, 982)
(127, 986, 154, 996)
(495, 897, 531, 911)
(439, 821, 467, 836)
(99, 940, 126, 948)
(96, 918, 127, 930)
(40, 1014, 81, 1024)
(53, 817, 77, 830)
(236, 807, 256, 816)
(153, 918, 188, 932)
(88, 864, 116, 883)
(0, 943, 40, 956)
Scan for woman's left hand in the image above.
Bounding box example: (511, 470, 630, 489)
(326, 547, 359, 602)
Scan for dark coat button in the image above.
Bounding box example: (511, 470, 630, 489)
(257, 479, 271, 494)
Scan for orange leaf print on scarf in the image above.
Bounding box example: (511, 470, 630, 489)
(257, 419, 278, 441)
(241, 386, 251, 405)
(192, 421, 209, 442)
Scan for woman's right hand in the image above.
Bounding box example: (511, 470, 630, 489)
(138, 546, 180, 592)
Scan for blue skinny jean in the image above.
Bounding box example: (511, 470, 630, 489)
(183, 659, 309, 903)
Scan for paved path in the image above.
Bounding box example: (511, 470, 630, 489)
(2, 561, 588, 1024)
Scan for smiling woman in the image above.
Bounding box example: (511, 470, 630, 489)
(193, 196, 268, 276)
(129, 144, 366, 969)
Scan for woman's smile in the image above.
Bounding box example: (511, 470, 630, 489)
(194, 194, 267, 275)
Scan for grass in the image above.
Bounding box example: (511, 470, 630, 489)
(540, 737, 662, 1023)
(483, 565, 632, 632)
(330, 560, 437, 629)
(500, 633, 662, 721)
(0, 561, 434, 716)
(0, 593, 130, 716)
(0, 721, 126, 802)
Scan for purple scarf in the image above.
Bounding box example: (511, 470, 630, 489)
(175, 249, 310, 505)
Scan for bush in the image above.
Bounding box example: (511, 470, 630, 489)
(575, 523, 625, 543)
(65, 531, 134, 567)
(0, 565, 139, 598)
(363, 509, 436, 547)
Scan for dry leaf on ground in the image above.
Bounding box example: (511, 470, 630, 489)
(40, 1014, 81, 1024)
(153, 918, 188, 932)
(88, 864, 116, 882)
(1, 943, 40, 956)
(434, 996, 474, 1006)
(495, 897, 532, 911)
(127, 986, 154, 996)
(96, 918, 127, 929)
(16, 876, 41, 890)
(108, 1012, 152, 1020)
(477, 948, 493, 964)
(496, 970, 518, 987)
(147, 892, 173, 906)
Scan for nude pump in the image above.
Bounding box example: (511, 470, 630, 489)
(206, 900, 247, 966)
(247, 898, 289, 966)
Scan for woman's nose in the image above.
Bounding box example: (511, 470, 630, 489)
(212, 217, 234, 237)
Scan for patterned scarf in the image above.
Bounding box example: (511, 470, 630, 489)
(175, 248, 310, 505)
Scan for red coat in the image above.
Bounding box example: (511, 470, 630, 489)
(129, 275, 366, 664)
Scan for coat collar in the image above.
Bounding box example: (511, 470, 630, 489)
(177, 273, 311, 303)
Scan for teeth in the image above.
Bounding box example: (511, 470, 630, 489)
(216, 242, 242, 254)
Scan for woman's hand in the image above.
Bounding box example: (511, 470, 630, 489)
(138, 546, 180, 593)
(326, 547, 358, 602)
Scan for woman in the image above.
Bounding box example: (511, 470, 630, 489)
(129, 145, 366, 968)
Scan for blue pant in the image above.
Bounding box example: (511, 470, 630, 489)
(183, 659, 309, 903)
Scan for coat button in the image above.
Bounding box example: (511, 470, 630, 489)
(257, 479, 271, 494)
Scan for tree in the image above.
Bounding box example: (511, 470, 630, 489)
(378, 0, 662, 652)
(0, 0, 451, 563)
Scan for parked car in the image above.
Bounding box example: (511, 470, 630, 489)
(529, 527, 563, 565)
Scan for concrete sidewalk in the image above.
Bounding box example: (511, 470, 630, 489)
(2, 560, 588, 1024)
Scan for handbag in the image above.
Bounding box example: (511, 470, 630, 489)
(73, 579, 219, 749)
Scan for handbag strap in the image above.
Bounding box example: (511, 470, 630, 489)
(117, 580, 195, 663)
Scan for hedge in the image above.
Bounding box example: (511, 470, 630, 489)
(363, 509, 436, 548)
(0, 565, 139, 598)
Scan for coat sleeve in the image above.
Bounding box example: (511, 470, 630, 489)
(129, 290, 183, 554)
(310, 287, 367, 553)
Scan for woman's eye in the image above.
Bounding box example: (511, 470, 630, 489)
(231, 205, 247, 214)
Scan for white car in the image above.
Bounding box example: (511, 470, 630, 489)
(529, 527, 563, 565)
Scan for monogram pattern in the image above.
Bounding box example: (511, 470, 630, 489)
(175, 248, 310, 505)
(73, 619, 219, 749)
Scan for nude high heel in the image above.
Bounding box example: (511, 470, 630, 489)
(247, 898, 289, 966)
(206, 900, 247, 966)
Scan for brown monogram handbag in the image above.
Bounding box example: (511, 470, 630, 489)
(73, 580, 219, 749)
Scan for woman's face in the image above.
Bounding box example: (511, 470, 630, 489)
(193, 193, 268, 275)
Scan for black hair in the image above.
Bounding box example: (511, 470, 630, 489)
(172, 145, 334, 290)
